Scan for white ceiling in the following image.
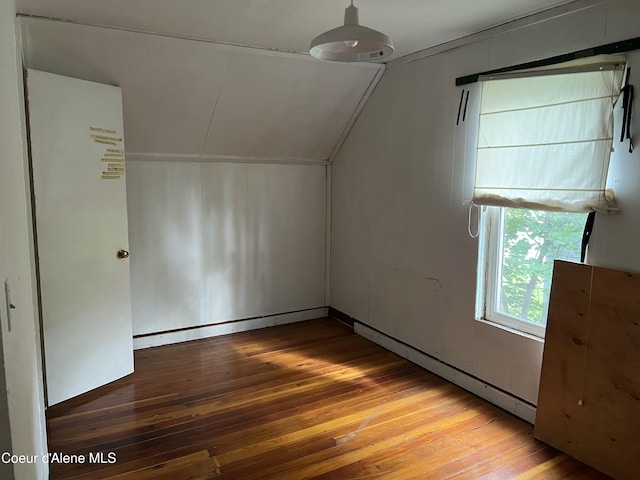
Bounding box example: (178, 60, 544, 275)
(17, 0, 578, 62)
(21, 17, 383, 162)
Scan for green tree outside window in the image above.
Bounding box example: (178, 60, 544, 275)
(498, 209, 587, 326)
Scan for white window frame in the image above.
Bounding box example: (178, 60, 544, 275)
(477, 206, 546, 339)
(470, 56, 625, 340)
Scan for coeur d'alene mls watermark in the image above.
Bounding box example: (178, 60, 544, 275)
(2, 451, 117, 465)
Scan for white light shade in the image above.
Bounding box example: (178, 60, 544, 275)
(310, 3, 394, 62)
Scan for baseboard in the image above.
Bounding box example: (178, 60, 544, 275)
(133, 307, 328, 349)
(328, 306, 355, 328)
(354, 321, 537, 424)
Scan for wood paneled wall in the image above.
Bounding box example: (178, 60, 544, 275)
(20, 17, 382, 163)
(126, 161, 327, 336)
(330, 0, 640, 410)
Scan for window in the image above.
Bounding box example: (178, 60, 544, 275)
(478, 207, 587, 337)
(469, 56, 626, 337)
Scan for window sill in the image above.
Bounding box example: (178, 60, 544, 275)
(476, 317, 545, 343)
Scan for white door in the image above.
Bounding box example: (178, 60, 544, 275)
(27, 69, 134, 406)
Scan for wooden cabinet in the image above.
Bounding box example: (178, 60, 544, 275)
(535, 260, 640, 480)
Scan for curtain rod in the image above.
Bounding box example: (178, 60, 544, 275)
(456, 36, 640, 86)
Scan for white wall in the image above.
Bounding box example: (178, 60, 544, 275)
(126, 161, 327, 337)
(331, 0, 640, 406)
(19, 17, 380, 341)
(0, 2, 48, 479)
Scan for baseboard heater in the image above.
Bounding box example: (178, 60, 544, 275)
(348, 318, 537, 424)
(133, 307, 328, 349)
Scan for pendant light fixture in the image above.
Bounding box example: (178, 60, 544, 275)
(309, 1, 394, 62)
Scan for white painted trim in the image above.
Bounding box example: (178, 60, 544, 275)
(126, 152, 329, 166)
(325, 165, 332, 305)
(4, 13, 49, 480)
(354, 321, 537, 424)
(14, 14, 309, 59)
(133, 307, 328, 349)
(16, 13, 386, 70)
(327, 66, 386, 164)
(387, 0, 606, 68)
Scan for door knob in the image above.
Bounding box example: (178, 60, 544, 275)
(117, 249, 129, 259)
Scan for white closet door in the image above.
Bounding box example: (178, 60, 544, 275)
(27, 69, 134, 406)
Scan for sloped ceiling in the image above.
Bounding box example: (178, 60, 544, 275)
(18, 1, 580, 163)
(21, 18, 382, 163)
(17, 0, 578, 61)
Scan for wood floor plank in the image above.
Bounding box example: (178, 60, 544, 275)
(51, 356, 409, 451)
(334, 413, 530, 480)
(108, 450, 220, 480)
(53, 362, 420, 459)
(234, 400, 500, 479)
(46, 318, 610, 479)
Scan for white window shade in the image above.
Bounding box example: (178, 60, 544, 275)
(473, 64, 625, 213)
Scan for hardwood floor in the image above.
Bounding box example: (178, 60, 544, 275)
(46, 318, 609, 479)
